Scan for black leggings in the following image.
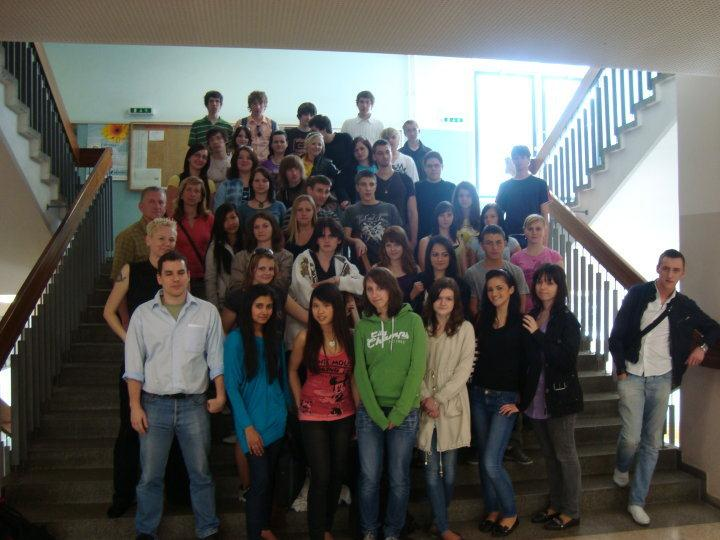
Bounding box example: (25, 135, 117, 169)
(300, 416, 355, 540)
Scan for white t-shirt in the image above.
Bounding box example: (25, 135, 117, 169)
(392, 152, 419, 183)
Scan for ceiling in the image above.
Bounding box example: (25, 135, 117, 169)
(2, 1, 720, 75)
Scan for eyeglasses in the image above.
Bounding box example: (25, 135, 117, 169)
(256, 125, 263, 138)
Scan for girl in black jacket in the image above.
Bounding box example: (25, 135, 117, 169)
(524, 264, 583, 531)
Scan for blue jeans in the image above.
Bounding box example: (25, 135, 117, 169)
(356, 404, 419, 538)
(616, 371, 672, 506)
(424, 430, 458, 534)
(470, 386, 519, 517)
(136, 393, 219, 539)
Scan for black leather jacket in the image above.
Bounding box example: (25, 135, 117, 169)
(527, 307, 583, 417)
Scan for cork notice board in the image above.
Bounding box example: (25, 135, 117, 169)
(128, 123, 191, 191)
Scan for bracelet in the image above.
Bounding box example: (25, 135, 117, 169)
(700, 343, 709, 353)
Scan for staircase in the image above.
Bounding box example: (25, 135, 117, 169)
(0, 42, 80, 228)
(4, 272, 720, 539)
(534, 68, 676, 223)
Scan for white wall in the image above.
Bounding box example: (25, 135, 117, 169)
(589, 123, 679, 280)
(0, 132, 52, 295)
(43, 43, 409, 128)
(675, 74, 720, 502)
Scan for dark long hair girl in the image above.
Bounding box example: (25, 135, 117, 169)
(301, 283, 354, 374)
(210, 203, 243, 276)
(237, 284, 280, 381)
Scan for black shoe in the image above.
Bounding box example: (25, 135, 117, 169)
(136, 534, 154, 540)
(202, 534, 220, 540)
(107, 500, 134, 519)
(544, 517, 580, 530)
(479, 518, 497, 533)
(504, 446, 533, 465)
(492, 517, 519, 537)
(530, 509, 560, 523)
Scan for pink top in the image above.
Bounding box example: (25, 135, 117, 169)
(175, 214, 214, 279)
(299, 349, 356, 421)
(511, 247, 563, 310)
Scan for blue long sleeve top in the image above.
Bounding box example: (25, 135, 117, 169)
(223, 329, 290, 453)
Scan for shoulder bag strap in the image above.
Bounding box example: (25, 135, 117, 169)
(177, 219, 206, 271)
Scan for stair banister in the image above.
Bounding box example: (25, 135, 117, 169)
(530, 67, 603, 175)
(0, 148, 112, 369)
(32, 43, 80, 163)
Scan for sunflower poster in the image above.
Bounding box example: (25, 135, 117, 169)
(86, 123, 130, 181)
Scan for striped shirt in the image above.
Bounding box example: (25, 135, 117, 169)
(188, 116, 233, 147)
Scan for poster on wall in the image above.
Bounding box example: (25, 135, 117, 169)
(86, 124, 130, 181)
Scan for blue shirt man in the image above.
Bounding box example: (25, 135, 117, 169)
(124, 251, 225, 540)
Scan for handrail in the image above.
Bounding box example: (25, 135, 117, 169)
(32, 43, 80, 163)
(548, 193, 644, 289)
(530, 67, 603, 174)
(0, 148, 112, 369)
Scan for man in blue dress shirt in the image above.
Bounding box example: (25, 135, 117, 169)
(124, 250, 226, 540)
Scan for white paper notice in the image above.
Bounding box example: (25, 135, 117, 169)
(133, 168, 162, 189)
(131, 129, 148, 169)
(148, 130, 165, 142)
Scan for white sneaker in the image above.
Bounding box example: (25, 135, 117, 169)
(613, 468, 629, 487)
(628, 504, 650, 525)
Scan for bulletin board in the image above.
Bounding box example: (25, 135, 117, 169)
(128, 123, 191, 191)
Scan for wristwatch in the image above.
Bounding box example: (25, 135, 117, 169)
(700, 343, 709, 353)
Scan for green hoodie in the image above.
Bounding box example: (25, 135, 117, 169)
(354, 304, 428, 429)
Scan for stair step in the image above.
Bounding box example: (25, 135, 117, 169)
(81, 305, 105, 323)
(74, 323, 121, 343)
(578, 370, 616, 393)
(47, 386, 120, 411)
(57, 362, 121, 386)
(577, 352, 602, 372)
(7, 466, 694, 509)
(88, 288, 112, 305)
(10, 472, 702, 538)
(70, 342, 123, 361)
(24, 432, 678, 481)
(582, 391, 619, 416)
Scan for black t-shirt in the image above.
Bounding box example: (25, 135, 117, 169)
(495, 175, 549, 236)
(472, 320, 529, 392)
(310, 251, 337, 282)
(285, 127, 311, 156)
(375, 171, 415, 226)
(415, 179, 456, 239)
(127, 260, 160, 316)
(399, 141, 432, 182)
(324, 133, 355, 202)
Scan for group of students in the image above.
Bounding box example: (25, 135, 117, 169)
(102, 87, 720, 540)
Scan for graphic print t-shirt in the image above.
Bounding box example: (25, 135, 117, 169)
(299, 349, 355, 421)
(342, 201, 402, 265)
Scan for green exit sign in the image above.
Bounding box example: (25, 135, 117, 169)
(129, 107, 153, 115)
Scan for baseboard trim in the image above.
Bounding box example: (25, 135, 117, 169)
(679, 457, 720, 509)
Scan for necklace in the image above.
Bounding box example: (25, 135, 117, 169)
(255, 197, 267, 209)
